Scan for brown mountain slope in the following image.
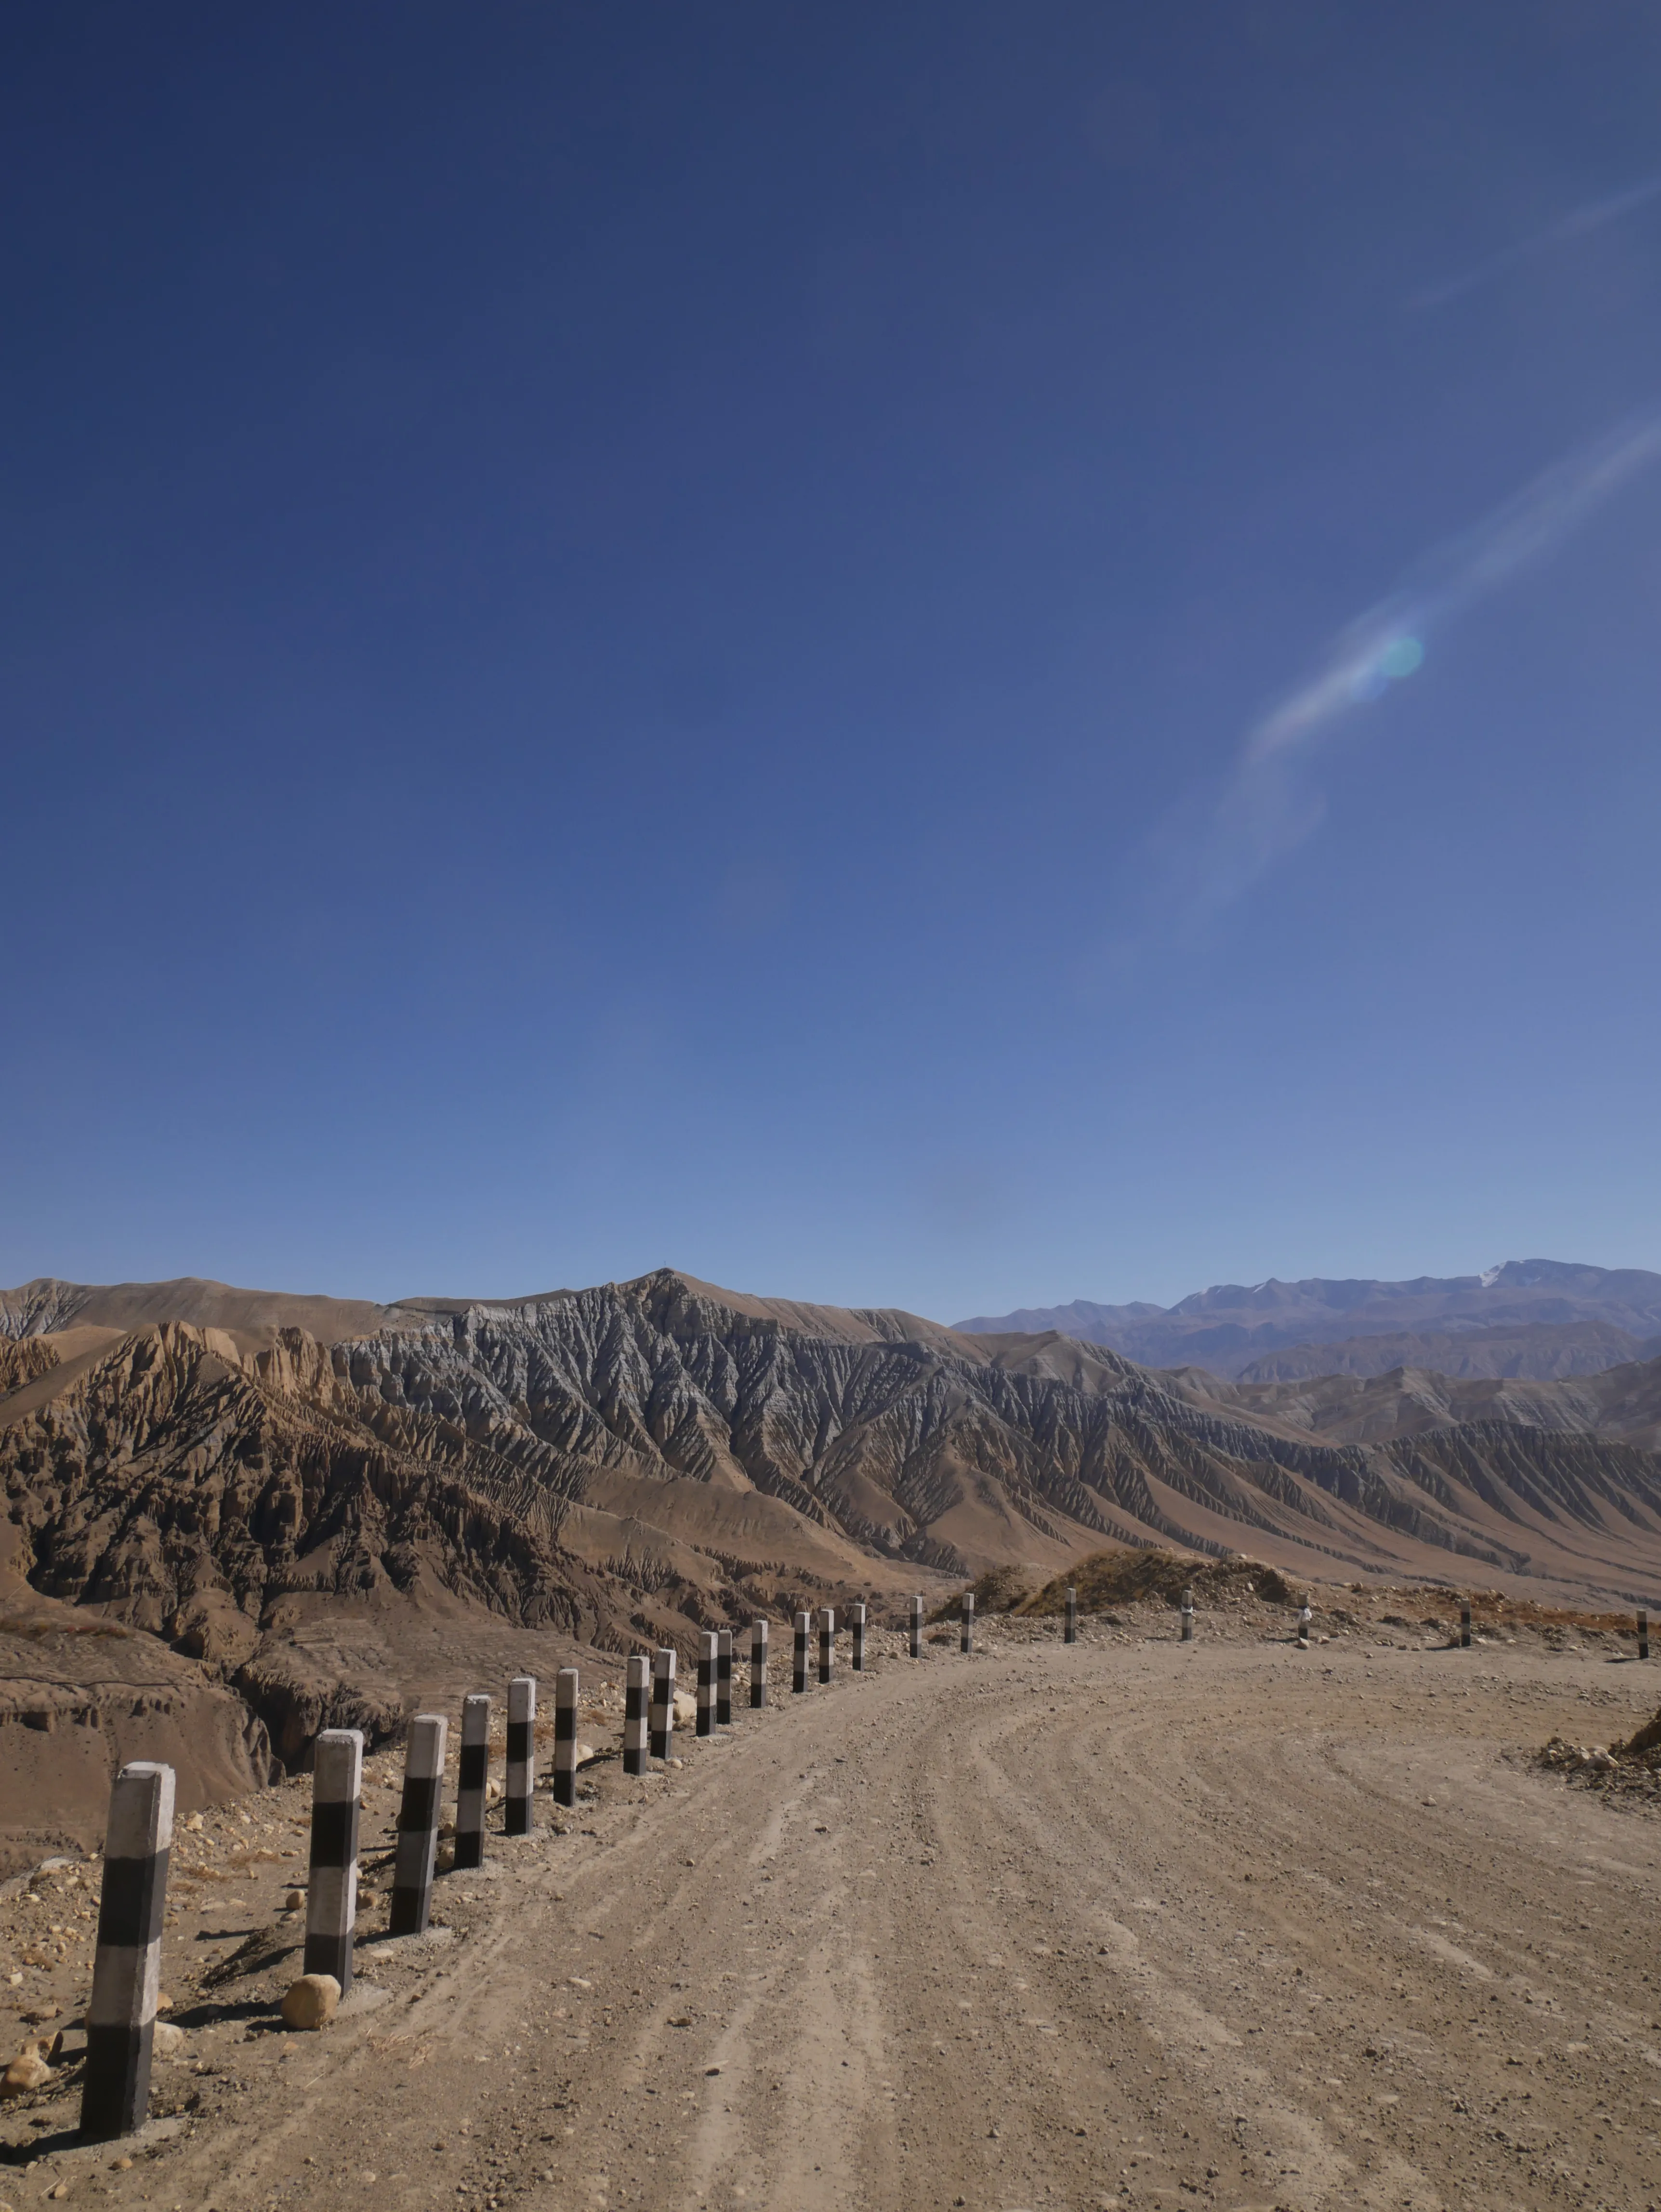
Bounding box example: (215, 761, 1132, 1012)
(1234, 1317, 1661, 1382)
(10, 1272, 1661, 1633)
(0, 1273, 398, 1346)
(1168, 1350, 1661, 1452)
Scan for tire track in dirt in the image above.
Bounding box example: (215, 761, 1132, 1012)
(132, 1631, 1661, 2212)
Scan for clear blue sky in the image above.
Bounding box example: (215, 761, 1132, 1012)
(4, 3, 1661, 1320)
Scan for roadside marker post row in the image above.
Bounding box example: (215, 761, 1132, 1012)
(304, 1728, 362, 1992)
(455, 1694, 490, 1869)
(553, 1668, 580, 1806)
(390, 1713, 447, 1937)
(506, 1675, 537, 1835)
(82, 1760, 174, 2140)
(624, 1654, 650, 1775)
(651, 1648, 677, 1760)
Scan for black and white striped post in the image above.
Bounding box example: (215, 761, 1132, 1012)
(698, 1632, 717, 1737)
(1460, 1600, 1472, 1650)
(851, 1602, 866, 1672)
(750, 1617, 769, 1708)
(961, 1591, 974, 1655)
(1296, 1604, 1311, 1648)
(1180, 1586, 1195, 1644)
(553, 1668, 580, 1806)
(650, 1647, 677, 1761)
(624, 1654, 650, 1776)
(794, 1611, 811, 1693)
(818, 1606, 835, 1685)
(909, 1594, 923, 1659)
(81, 1760, 173, 2140)
(1065, 1586, 1077, 1644)
(303, 1728, 362, 1993)
(717, 1628, 734, 1725)
(1640, 1608, 1650, 1662)
(389, 1713, 447, 1936)
(505, 1675, 536, 1836)
(455, 1694, 490, 1870)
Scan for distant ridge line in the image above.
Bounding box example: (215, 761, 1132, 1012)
(954, 1260, 1661, 1382)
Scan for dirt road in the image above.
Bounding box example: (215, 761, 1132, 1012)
(11, 1624, 1661, 2212)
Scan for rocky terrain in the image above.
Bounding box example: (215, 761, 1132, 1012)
(10, 1264, 1661, 1857)
(958, 1257, 1661, 1379)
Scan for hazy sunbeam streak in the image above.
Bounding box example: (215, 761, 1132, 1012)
(1247, 411, 1661, 768)
(1412, 173, 1661, 310)
(1123, 410, 1661, 947)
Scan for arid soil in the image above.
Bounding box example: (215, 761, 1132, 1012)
(5, 1612, 1661, 2212)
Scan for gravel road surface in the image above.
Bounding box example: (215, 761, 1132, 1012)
(6, 1625, 1659, 2212)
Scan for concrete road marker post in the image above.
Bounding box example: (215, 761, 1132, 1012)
(624, 1654, 650, 1776)
(819, 1606, 835, 1685)
(1460, 1600, 1472, 1649)
(751, 1617, 769, 1708)
(389, 1713, 447, 1936)
(717, 1628, 734, 1724)
(303, 1728, 362, 1994)
(1065, 1585, 1077, 1644)
(794, 1611, 811, 1694)
(1640, 1608, 1650, 1661)
(505, 1675, 536, 1835)
(698, 1632, 717, 1738)
(554, 1668, 580, 1807)
(1296, 1605, 1311, 1649)
(81, 1760, 174, 2140)
(1181, 1586, 1195, 1643)
(650, 1648, 677, 1761)
(851, 1601, 867, 1671)
(910, 1593, 923, 1659)
(455, 1694, 490, 1870)
(961, 1591, 974, 1655)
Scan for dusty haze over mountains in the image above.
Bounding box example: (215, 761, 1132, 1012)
(957, 1257, 1661, 1379)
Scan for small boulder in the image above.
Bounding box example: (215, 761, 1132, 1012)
(151, 2022, 186, 2058)
(485, 1778, 503, 1804)
(672, 1691, 697, 1729)
(284, 1890, 306, 1912)
(280, 1974, 341, 2031)
(1, 2044, 53, 2097)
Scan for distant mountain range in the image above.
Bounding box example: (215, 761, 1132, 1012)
(955, 1260, 1661, 1382)
(7, 1264, 1661, 1638)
